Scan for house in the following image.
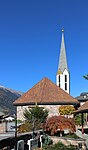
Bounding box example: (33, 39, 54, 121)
(76, 99, 88, 114)
(13, 77, 79, 120)
(75, 97, 88, 134)
(76, 92, 88, 106)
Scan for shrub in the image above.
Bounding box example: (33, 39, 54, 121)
(59, 105, 75, 116)
(18, 120, 32, 133)
(44, 116, 76, 135)
(74, 113, 87, 126)
(18, 120, 42, 133)
(74, 114, 82, 126)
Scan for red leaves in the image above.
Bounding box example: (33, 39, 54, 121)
(44, 116, 76, 135)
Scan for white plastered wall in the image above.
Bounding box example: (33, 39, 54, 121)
(56, 69, 70, 94)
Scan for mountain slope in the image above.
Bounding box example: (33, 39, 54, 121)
(0, 85, 23, 114)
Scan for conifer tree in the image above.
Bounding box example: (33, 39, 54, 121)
(23, 105, 48, 137)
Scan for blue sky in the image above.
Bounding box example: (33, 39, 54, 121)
(0, 0, 88, 97)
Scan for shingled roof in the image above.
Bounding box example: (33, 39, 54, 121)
(76, 92, 88, 102)
(13, 77, 79, 106)
(76, 101, 88, 113)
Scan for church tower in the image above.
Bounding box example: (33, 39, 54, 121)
(56, 29, 70, 94)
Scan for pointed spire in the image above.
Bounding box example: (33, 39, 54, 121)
(58, 29, 68, 73)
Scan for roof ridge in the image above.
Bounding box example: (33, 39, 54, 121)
(13, 77, 79, 106)
(40, 78, 47, 102)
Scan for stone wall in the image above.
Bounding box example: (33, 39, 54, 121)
(17, 105, 60, 121)
(17, 104, 74, 121)
(40, 105, 60, 118)
(17, 106, 29, 121)
(50, 136, 86, 149)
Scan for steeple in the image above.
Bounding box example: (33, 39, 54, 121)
(56, 29, 70, 94)
(58, 29, 68, 73)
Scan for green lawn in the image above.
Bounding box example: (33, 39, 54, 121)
(43, 141, 77, 150)
(63, 133, 80, 139)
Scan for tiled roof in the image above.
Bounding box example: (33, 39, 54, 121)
(76, 101, 88, 113)
(13, 77, 79, 106)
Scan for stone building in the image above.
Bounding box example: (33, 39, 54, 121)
(13, 30, 79, 120)
(13, 77, 79, 120)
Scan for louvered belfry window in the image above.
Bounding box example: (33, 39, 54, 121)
(65, 75, 67, 90)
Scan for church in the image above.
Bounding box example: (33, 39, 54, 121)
(56, 29, 70, 94)
(13, 30, 79, 121)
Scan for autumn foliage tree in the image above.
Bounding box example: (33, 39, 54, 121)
(59, 105, 75, 116)
(44, 116, 76, 135)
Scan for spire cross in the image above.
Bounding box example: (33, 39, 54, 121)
(62, 28, 64, 32)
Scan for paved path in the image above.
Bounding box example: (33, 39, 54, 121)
(0, 132, 15, 141)
(75, 127, 88, 148)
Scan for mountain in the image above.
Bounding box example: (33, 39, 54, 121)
(0, 85, 23, 115)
